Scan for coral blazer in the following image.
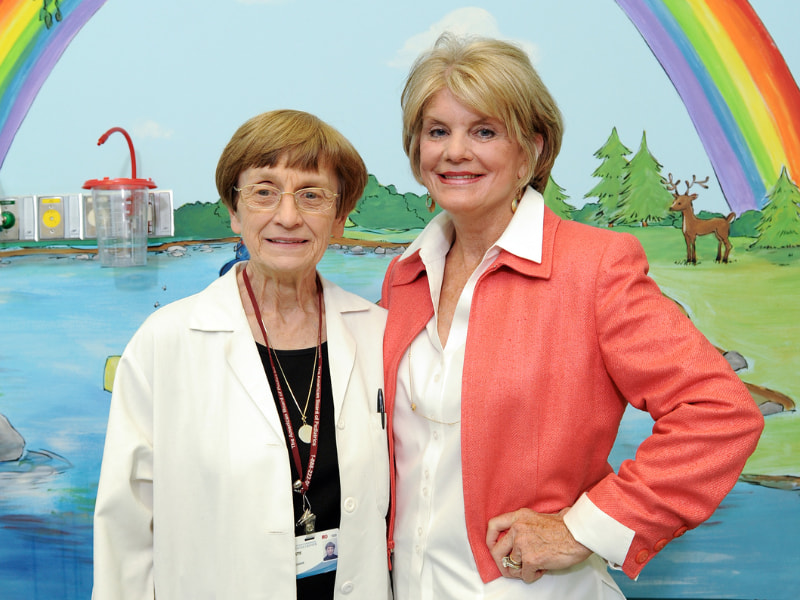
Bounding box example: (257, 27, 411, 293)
(381, 206, 763, 581)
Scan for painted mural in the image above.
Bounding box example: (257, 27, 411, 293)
(0, 0, 108, 168)
(1, 1, 798, 599)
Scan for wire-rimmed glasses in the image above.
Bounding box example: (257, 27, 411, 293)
(233, 183, 338, 213)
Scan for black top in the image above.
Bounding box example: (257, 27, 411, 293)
(257, 342, 340, 599)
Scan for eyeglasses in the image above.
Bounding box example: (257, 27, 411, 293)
(233, 183, 338, 213)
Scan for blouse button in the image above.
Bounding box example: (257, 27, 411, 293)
(340, 581, 354, 594)
(343, 497, 357, 512)
(654, 539, 669, 552)
(635, 549, 649, 564)
(673, 526, 689, 538)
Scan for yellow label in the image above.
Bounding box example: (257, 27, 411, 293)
(41, 197, 62, 204)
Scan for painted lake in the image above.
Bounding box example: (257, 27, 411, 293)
(0, 242, 793, 599)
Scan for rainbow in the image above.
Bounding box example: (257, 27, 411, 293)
(615, 0, 800, 214)
(0, 0, 107, 169)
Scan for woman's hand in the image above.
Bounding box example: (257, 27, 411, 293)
(486, 507, 592, 583)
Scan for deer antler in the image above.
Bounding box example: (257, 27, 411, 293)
(665, 173, 681, 193)
(684, 174, 710, 194)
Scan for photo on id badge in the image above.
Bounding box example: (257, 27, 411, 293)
(296, 528, 339, 578)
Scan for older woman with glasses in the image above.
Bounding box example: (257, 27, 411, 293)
(93, 110, 391, 600)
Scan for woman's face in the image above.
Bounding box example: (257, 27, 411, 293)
(419, 89, 531, 223)
(228, 159, 345, 281)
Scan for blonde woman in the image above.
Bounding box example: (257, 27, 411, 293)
(381, 34, 763, 599)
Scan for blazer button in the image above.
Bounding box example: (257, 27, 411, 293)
(654, 538, 669, 552)
(635, 549, 649, 564)
(673, 526, 689, 538)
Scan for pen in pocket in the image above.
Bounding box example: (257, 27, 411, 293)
(377, 389, 385, 429)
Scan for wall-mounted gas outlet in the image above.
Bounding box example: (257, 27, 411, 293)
(0, 191, 173, 242)
(1, 199, 19, 240)
(0, 196, 37, 241)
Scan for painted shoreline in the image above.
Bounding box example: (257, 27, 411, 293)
(0, 235, 408, 258)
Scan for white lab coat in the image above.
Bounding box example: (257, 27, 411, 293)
(93, 266, 391, 599)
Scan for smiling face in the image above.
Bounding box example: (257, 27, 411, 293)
(419, 89, 531, 226)
(229, 159, 346, 282)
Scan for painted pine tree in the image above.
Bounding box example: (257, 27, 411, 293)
(752, 167, 800, 248)
(584, 127, 631, 225)
(543, 175, 574, 219)
(616, 132, 673, 226)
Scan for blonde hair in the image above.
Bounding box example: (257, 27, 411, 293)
(401, 33, 563, 193)
(215, 109, 367, 218)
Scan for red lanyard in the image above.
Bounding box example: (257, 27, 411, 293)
(242, 267, 323, 495)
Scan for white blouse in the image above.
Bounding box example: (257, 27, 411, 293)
(391, 189, 629, 600)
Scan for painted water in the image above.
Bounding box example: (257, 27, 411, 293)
(0, 243, 793, 599)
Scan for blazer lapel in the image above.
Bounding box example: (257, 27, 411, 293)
(321, 278, 356, 425)
(189, 267, 285, 440)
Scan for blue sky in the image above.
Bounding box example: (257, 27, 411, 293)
(0, 0, 797, 214)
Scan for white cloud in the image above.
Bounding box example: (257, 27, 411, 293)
(133, 120, 174, 140)
(389, 7, 538, 69)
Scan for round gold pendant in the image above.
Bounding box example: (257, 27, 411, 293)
(298, 424, 313, 444)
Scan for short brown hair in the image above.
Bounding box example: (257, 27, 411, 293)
(401, 33, 563, 194)
(215, 109, 367, 218)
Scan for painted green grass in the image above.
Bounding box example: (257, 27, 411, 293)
(616, 225, 798, 476)
(343, 226, 422, 244)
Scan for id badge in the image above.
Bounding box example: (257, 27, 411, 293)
(295, 527, 339, 579)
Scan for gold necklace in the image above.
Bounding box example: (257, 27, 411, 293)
(407, 348, 460, 425)
(268, 332, 318, 443)
(258, 311, 320, 444)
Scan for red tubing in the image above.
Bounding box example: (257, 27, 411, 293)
(97, 127, 137, 180)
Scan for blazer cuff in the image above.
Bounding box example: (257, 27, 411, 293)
(564, 492, 635, 569)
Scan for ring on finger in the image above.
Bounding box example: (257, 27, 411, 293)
(502, 555, 522, 570)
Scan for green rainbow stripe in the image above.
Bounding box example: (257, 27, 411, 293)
(617, 0, 800, 212)
(0, 0, 107, 168)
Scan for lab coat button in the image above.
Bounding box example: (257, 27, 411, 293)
(673, 526, 689, 538)
(343, 497, 357, 512)
(635, 549, 649, 564)
(340, 581, 354, 594)
(654, 538, 668, 552)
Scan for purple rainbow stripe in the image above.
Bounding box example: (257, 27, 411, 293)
(616, 0, 773, 213)
(0, 0, 107, 168)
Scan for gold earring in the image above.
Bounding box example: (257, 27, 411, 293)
(511, 188, 523, 213)
(425, 193, 436, 213)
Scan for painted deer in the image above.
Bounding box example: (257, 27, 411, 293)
(667, 174, 735, 264)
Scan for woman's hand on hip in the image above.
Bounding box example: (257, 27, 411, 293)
(486, 507, 592, 583)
